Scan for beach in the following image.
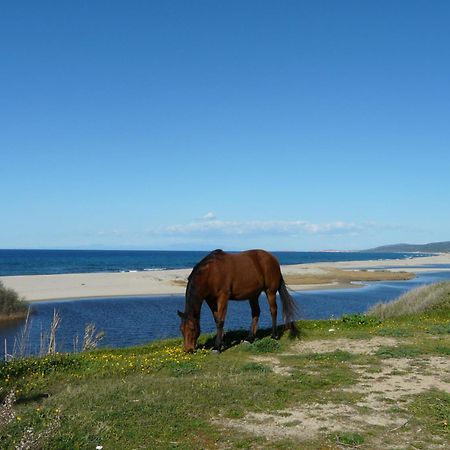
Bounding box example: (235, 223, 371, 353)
(1, 253, 449, 302)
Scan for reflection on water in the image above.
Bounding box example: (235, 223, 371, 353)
(1, 271, 450, 357)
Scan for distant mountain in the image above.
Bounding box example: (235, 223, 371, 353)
(364, 241, 450, 253)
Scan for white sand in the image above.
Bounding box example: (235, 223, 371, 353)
(1, 253, 449, 302)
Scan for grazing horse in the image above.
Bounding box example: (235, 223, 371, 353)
(177, 249, 298, 352)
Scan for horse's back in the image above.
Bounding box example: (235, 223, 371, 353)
(213, 250, 282, 297)
(246, 249, 282, 290)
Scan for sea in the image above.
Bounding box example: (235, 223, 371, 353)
(0, 249, 432, 276)
(1, 249, 448, 358)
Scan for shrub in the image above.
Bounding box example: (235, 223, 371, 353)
(368, 282, 450, 319)
(245, 337, 281, 353)
(341, 313, 381, 327)
(0, 281, 28, 318)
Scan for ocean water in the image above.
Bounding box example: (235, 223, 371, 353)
(0, 249, 431, 276)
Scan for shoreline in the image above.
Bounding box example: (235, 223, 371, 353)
(1, 253, 449, 303)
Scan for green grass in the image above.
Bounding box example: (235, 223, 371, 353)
(329, 431, 365, 446)
(243, 336, 282, 353)
(241, 362, 272, 373)
(408, 389, 450, 437)
(0, 282, 449, 449)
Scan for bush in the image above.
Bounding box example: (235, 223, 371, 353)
(368, 282, 450, 319)
(341, 313, 381, 327)
(245, 337, 281, 353)
(0, 281, 29, 318)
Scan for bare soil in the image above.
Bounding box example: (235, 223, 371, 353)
(216, 337, 450, 449)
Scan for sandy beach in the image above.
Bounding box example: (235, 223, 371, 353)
(1, 253, 449, 302)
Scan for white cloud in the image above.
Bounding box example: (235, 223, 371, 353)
(201, 212, 217, 221)
(163, 218, 373, 237)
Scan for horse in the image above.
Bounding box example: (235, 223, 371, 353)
(177, 249, 298, 352)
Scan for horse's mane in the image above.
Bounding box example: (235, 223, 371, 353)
(187, 249, 225, 282)
(185, 249, 225, 304)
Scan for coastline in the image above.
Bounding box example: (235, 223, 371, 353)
(1, 253, 449, 302)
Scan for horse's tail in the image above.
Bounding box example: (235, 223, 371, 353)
(279, 276, 299, 336)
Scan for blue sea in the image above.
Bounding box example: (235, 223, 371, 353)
(0, 249, 432, 276)
(0, 249, 447, 358)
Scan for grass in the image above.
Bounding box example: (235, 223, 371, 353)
(0, 282, 449, 449)
(329, 431, 365, 446)
(243, 336, 282, 353)
(368, 281, 450, 319)
(408, 389, 450, 437)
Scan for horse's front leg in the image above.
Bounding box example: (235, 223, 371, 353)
(266, 290, 278, 339)
(205, 297, 218, 319)
(214, 293, 228, 351)
(247, 296, 260, 342)
(205, 297, 219, 334)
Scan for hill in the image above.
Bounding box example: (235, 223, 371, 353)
(364, 240, 450, 253)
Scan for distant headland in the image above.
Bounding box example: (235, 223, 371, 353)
(364, 240, 450, 253)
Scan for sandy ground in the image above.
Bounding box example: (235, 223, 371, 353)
(1, 253, 449, 302)
(218, 335, 450, 448)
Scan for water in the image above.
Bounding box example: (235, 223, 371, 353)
(0, 249, 432, 276)
(2, 270, 450, 358)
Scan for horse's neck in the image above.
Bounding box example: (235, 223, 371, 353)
(185, 272, 208, 318)
(185, 298, 202, 319)
(185, 282, 203, 319)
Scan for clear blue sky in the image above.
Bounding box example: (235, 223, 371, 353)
(1, 1, 449, 251)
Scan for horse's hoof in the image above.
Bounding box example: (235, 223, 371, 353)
(211, 349, 220, 354)
(241, 340, 251, 344)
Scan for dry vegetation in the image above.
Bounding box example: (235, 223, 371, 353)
(368, 281, 450, 319)
(283, 268, 414, 286)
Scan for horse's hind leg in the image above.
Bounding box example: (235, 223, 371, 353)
(266, 290, 278, 339)
(247, 296, 261, 342)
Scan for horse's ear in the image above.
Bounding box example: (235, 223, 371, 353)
(177, 310, 187, 319)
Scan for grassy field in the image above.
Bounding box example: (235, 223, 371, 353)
(0, 284, 449, 449)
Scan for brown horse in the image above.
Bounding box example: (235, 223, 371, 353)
(177, 249, 298, 352)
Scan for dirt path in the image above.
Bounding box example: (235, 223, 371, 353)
(216, 336, 450, 449)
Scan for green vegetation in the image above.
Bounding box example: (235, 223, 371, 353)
(368, 281, 450, 319)
(341, 312, 381, 327)
(329, 431, 365, 446)
(0, 282, 449, 449)
(243, 335, 282, 353)
(0, 282, 28, 321)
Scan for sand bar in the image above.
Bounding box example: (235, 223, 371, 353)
(1, 253, 449, 302)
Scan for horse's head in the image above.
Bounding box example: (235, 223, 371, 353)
(177, 310, 200, 352)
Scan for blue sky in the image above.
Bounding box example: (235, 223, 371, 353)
(1, 1, 449, 251)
